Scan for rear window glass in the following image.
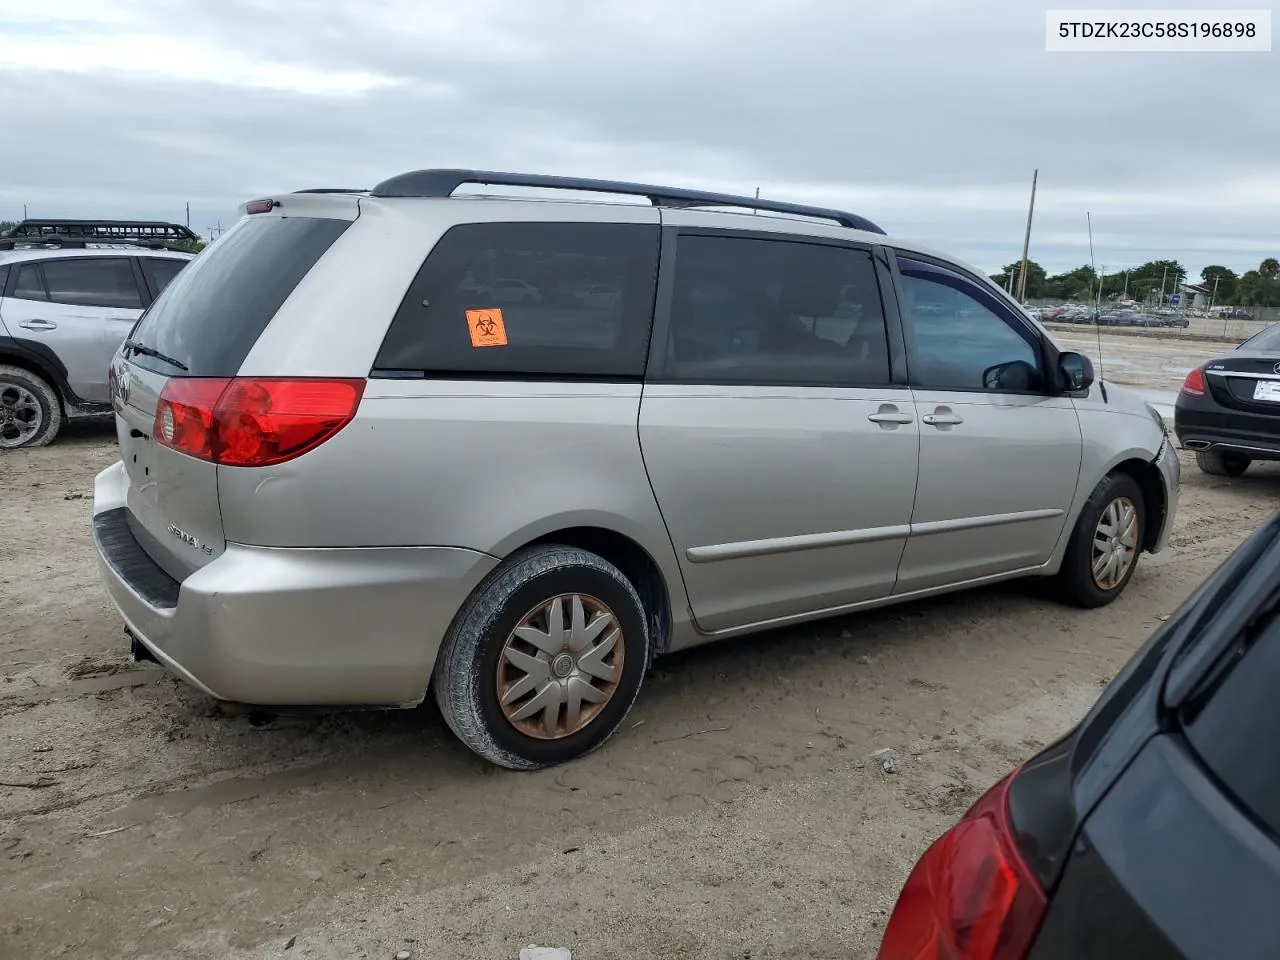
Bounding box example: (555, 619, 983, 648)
(128, 216, 350, 377)
(374, 222, 660, 379)
(1240, 323, 1280, 353)
(1183, 608, 1280, 835)
(140, 257, 189, 298)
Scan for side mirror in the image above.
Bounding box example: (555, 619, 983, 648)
(1058, 351, 1095, 392)
(982, 359, 1039, 392)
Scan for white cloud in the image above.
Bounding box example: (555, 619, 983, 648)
(0, 0, 1275, 278)
(0, 31, 401, 95)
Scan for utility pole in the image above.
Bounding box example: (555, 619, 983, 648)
(1123, 270, 1129, 300)
(22, 204, 28, 219)
(1158, 265, 1168, 308)
(1016, 169, 1038, 303)
(185, 202, 191, 228)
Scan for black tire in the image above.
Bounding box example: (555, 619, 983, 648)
(1056, 472, 1145, 609)
(1195, 449, 1250, 477)
(0, 364, 62, 449)
(433, 545, 650, 770)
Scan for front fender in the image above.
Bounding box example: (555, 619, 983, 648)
(1151, 435, 1180, 554)
(1050, 405, 1171, 571)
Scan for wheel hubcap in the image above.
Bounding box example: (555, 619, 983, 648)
(1092, 496, 1139, 590)
(496, 593, 625, 740)
(0, 381, 43, 448)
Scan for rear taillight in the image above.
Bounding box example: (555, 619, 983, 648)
(154, 377, 365, 467)
(877, 769, 1047, 960)
(1180, 367, 1206, 397)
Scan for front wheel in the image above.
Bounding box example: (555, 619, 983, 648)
(1056, 473, 1145, 608)
(433, 545, 650, 770)
(0, 364, 63, 449)
(1195, 449, 1251, 477)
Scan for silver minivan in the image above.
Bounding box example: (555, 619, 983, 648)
(92, 170, 1178, 769)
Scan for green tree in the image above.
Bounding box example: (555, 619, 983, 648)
(1099, 269, 1133, 299)
(172, 236, 207, 253)
(1122, 260, 1185, 303)
(1201, 265, 1239, 304)
(1238, 269, 1280, 308)
(1259, 258, 1279, 282)
(992, 260, 1047, 298)
(1042, 264, 1097, 300)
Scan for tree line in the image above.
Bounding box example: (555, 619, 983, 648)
(992, 257, 1280, 307)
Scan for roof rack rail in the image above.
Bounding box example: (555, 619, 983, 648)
(0, 218, 199, 243)
(368, 169, 886, 234)
(0, 237, 197, 253)
(293, 188, 369, 194)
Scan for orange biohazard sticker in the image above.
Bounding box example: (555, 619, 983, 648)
(466, 308, 508, 348)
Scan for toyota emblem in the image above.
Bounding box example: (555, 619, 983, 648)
(116, 366, 132, 405)
(1273, 361, 1280, 375)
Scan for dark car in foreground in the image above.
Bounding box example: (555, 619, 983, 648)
(876, 509, 1280, 960)
(1174, 321, 1280, 476)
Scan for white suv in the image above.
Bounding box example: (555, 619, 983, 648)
(0, 220, 196, 447)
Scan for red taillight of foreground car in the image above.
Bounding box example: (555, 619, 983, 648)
(1180, 368, 1206, 398)
(154, 377, 365, 467)
(877, 769, 1047, 960)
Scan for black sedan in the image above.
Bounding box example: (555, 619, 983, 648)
(1175, 322, 1280, 476)
(876, 510, 1280, 960)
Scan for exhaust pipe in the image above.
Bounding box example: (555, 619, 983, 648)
(126, 628, 159, 664)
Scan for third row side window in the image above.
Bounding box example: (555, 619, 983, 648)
(375, 222, 661, 379)
(662, 235, 892, 387)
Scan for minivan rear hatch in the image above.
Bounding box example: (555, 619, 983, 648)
(113, 204, 356, 580)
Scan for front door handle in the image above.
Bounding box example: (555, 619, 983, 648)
(922, 407, 964, 428)
(868, 404, 914, 426)
(18, 319, 57, 331)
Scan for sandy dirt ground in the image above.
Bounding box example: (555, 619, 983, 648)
(3, 332, 1278, 959)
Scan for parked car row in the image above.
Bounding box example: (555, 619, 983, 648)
(1031, 305, 1190, 328)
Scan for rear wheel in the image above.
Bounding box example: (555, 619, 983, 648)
(1195, 449, 1251, 477)
(433, 545, 650, 770)
(0, 364, 62, 449)
(1056, 472, 1145, 608)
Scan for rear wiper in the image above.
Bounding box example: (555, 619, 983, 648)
(123, 340, 188, 372)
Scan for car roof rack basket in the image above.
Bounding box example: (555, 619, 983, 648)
(368, 169, 886, 234)
(0, 219, 200, 252)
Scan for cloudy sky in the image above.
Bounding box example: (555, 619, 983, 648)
(1, 0, 1275, 278)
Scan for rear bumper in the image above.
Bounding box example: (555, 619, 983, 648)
(1174, 398, 1280, 460)
(92, 460, 499, 707)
